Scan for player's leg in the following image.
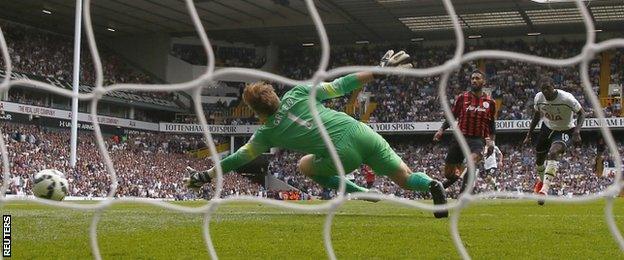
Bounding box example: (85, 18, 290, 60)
(451, 138, 484, 193)
(487, 168, 499, 190)
(534, 125, 552, 193)
(352, 122, 437, 193)
(538, 134, 569, 195)
(298, 154, 368, 193)
(442, 141, 464, 188)
(535, 150, 548, 179)
(380, 161, 448, 218)
(354, 123, 447, 217)
(443, 164, 461, 188)
(460, 151, 482, 194)
(595, 137, 606, 176)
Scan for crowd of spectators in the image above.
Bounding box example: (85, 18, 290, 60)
(1, 121, 621, 201)
(3, 18, 620, 125)
(194, 40, 621, 125)
(1, 21, 622, 201)
(279, 40, 622, 123)
(613, 50, 624, 85)
(0, 21, 154, 86)
(170, 43, 266, 68)
(6, 89, 47, 107)
(268, 135, 622, 199)
(269, 150, 324, 198)
(0, 20, 184, 119)
(1, 122, 263, 199)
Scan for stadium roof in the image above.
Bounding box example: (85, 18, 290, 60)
(0, 0, 622, 45)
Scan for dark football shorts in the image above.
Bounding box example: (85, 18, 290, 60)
(535, 124, 573, 154)
(445, 136, 484, 165)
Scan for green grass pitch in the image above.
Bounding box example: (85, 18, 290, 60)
(3, 198, 624, 259)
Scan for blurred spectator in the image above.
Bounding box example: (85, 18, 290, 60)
(170, 43, 266, 68)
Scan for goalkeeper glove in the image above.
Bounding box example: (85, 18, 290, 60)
(379, 50, 413, 68)
(183, 166, 214, 191)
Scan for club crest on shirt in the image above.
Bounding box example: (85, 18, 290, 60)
(483, 102, 490, 109)
(543, 112, 563, 121)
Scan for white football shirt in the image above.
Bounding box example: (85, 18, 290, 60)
(533, 89, 582, 131)
(484, 146, 501, 170)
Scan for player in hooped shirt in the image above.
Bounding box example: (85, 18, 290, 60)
(523, 77, 585, 205)
(434, 70, 497, 193)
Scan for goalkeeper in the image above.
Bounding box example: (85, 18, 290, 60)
(184, 50, 448, 218)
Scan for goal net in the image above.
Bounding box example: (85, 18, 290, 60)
(0, 0, 622, 259)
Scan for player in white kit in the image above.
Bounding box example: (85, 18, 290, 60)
(483, 145, 503, 190)
(523, 77, 585, 205)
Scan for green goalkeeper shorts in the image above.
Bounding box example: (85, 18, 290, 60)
(311, 122, 403, 177)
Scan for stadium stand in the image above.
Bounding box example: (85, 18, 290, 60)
(2, 122, 264, 199)
(170, 43, 266, 68)
(2, 121, 620, 200)
(194, 40, 622, 125)
(0, 20, 622, 201)
(268, 135, 623, 199)
(0, 20, 188, 122)
(0, 20, 155, 85)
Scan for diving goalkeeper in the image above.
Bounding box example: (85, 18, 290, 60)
(184, 50, 448, 218)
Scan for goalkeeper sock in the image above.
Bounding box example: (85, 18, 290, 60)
(405, 172, 433, 192)
(536, 164, 546, 180)
(540, 160, 559, 194)
(310, 175, 368, 193)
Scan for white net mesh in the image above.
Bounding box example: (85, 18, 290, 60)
(0, 0, 623, 259)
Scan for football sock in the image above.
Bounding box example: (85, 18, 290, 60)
(540, 160, 559, 194)
(405, 172, 433, 192)
(310, 175, 368, 193)
(536, 164, 546, 180)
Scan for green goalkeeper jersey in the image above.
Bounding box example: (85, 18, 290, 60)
(219, 74, 363, 173)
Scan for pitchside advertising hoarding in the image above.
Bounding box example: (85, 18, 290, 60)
(0, 111, 146, 135)
(367, 118, 624, 133)
(159, 122, 261, 134)
(0, 101, 159, 132)
(1, 101, 623, 134)
(160, 118, 624, 134)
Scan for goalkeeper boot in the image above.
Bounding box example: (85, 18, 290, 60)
(429, 180, 448, 218)
(360, 188, 382, 203)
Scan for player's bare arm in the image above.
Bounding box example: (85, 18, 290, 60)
(524, 110, 542, 145)
(572, 107, 585, 145)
